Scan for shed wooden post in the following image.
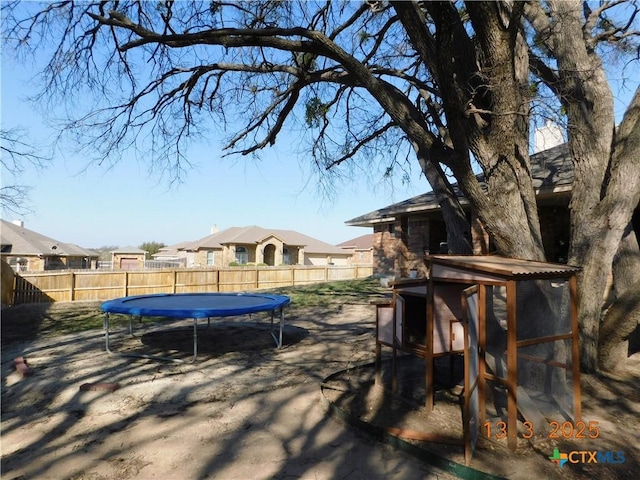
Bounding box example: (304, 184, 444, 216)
(570, 274, 582, 422)
(506, 279, 518, 451)
(478, 283, 487, 429)
(426, 275, 435, 411)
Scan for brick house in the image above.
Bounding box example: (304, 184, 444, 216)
(0, 219, 99, 272)
(345, 143, 639, 278)
(155, 225, 351, 268)
(337, 234, 374, 265)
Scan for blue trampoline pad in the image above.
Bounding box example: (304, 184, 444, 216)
(101, 292, 291, 319)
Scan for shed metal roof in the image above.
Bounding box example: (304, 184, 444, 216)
(429, 255, 581, 278)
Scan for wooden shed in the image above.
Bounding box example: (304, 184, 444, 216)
(375, 255, 582, 462)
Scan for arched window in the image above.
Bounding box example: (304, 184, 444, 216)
(235, 246, 248, 264)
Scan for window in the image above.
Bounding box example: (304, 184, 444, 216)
(206, 251, 215, 266)
(282, 247, 290, 265)
(235, 246, 248, 264)
(401, 217, 409, 242)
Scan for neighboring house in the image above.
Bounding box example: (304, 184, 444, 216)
(346, 143, 640, 278)
(174, 225, 351, 267)
(149, 241, 190, 268)
(110, 247, 148, 270)
(0, 219, 99, 272)
(152, 241, 193, 262)
(337, 234, 374, 265)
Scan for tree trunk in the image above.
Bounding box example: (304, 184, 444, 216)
(416, 151, 473, 254)
(598, 223, 640, 372)
(569, 85, 640, 370)
(545, 1, 640, 371)
(598, 278, 640, 373)
(424, 1, 546, 261)
(464, 2, 545, 262)
(612, 221, 640, 302)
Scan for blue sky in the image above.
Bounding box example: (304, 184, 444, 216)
(1, 53, 426, 249)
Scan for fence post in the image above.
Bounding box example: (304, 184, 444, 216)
(173, 270, 177, 294)
(123, 271, 128, 297)
(69, 272, 75, 301)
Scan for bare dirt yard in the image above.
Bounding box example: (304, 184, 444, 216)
(1, 293, 638, 480)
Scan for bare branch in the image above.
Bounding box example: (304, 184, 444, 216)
(0, 127, 50, 215)
(324, 122, 396, 169)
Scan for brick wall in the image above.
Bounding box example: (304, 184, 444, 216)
(373, 218, 430, 277)
(373, 224, 399, 276)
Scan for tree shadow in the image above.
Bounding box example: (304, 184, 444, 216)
(3, 298, 638, 479)
(137, 322, 309, 357)
(1, 301, 447, 479)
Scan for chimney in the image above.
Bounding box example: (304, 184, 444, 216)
(12, 220, 24, 227)
(210, 225, 219, 235)
(534, 120, 564, 153)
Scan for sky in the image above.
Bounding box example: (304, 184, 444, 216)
(0, 53, 426, 250)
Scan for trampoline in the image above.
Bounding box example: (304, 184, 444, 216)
(101, 292, 291, 362)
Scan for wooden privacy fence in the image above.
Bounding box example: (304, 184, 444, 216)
(12, 265, 374, 304)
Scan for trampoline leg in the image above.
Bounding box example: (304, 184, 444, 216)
(269, 308, 285, 348)
(191, 318, 198, 363)
(104, 313, 195, 363)
(279, 308, 284, 348)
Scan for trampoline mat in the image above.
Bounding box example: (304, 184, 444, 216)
(102, 293, 291, 318)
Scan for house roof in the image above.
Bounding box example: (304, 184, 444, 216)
(345, 143, 573, 227)
(0, 219, 99, 257)
(182, 225, 348, 255)
(152, 242, 192, 258)
(337, 234, 374, 250)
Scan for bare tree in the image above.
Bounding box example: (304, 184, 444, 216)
(524, 0, 640, 371)
(0, 128, 49, 216)
(2, 0, 639, 371)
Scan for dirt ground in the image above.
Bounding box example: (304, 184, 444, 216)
(1, 300, 639, 479)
